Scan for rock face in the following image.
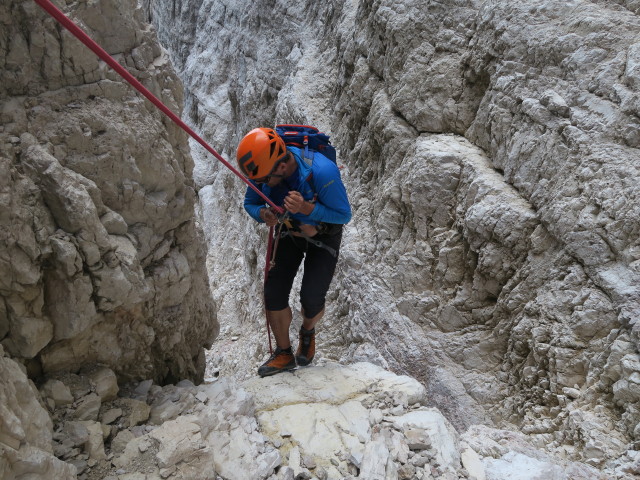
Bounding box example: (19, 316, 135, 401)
(150, 0, 640, 473)
(0, 0, 217, 381)
(1, 1, 218, 474)
(0, 346, 76, 479)
(31, 361, 613, 480)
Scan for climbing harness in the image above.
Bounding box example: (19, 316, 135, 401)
(275, 213, 338, 258)
(279, 230, 338, 258)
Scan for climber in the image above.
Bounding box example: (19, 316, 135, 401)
(237, 127, 352, 377)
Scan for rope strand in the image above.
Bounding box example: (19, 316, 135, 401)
(33, 0, 283, 215)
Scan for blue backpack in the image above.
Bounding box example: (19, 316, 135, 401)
(275, 124, 337, 164)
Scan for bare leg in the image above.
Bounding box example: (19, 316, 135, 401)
(301, 308, 324, 331)
(267, 307, 293, 349)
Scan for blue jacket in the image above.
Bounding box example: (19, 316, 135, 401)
(244, 146, 351, 226)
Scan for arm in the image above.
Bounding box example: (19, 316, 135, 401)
(306, 162, 352, 224)
(243, 183, 267, 223)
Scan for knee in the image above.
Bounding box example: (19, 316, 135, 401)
(264, 283, 289, 311)
(301, 299, 325, 319)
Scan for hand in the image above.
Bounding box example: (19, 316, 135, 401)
(259, 208, 278, 227)
(284, 191, 313, 215)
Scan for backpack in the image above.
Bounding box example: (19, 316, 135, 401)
(275, 124, 337, 164)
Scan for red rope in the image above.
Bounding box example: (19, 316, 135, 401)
(263, 227, 275, 354)
(33, 0, 283, 214)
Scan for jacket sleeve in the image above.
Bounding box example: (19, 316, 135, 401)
(243, 184, 266, 223)
(306, 161, 352, 224)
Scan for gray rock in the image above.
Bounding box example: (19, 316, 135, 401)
(40, 379, 74, 407)
(62, 421, 90, 447)
(0, 0, 217, 385)
(101, 408, 123, 425)
(150, 0, 640, 474)
(74, 394, 102, 422)
(87, 367, 119, 402)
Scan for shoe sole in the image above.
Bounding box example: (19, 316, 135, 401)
(295, 356, 314, 367)
(258, 365, 296, 377)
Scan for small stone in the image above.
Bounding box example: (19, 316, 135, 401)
(280, 431, 292, 438)
(100, 210, 128, 235)
(176, 379, 195, 388)
(62, 421, 90, 447)
(195, 391, 209, 403)
(70, 459, 88, 474)
(160, 466, 176, 478)
(101, 408, 123, 425)
(111, 430, 135, 454)
(391, 405, 405, 415)
(53, 441, 74, 458)
(41, 379, 74, 407)
(348, 451, 363, 468)
(302, 454, 316, 469)
(585, 457, 604, 467)
(405, 429, 431, 451)
(123, 399, 151, 427)
(315, 466, 328, 480)
(277, 466, 295, 480)
(133, 380, 153, 401)
(410, 453, 429, 468)
(88, 367, 119, 402)
(74, 394, 102, 421)
(562, 387, 581, 399)
(370, 408, 384, 425)
(398, 463, 416, 479)
(138, 438, 151, 453)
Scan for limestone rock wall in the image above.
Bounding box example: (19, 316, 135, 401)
(0, 0, 218, 382)
(0, 346, 77, 479)
(151, 0, 640, 471)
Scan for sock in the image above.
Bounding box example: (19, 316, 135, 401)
(280, 346, 292, 354)
(301, 326, 315, 335)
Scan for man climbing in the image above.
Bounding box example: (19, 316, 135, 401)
(237, 127, 352, 377)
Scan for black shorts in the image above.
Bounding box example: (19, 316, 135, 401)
(264, 227, 343, 318)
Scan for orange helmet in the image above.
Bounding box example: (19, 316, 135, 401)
(236, 128, 287, 180)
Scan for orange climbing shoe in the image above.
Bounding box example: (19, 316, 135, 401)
(295, 327, 315, 367)
(258, 347, 296, 377)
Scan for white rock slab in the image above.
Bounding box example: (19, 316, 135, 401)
(257, 400, 369, 466)
(392, 409, 461, 471)
(483, 451, 566, 480)
(360, 435, 391, 479)
(148, 417, 202, 469)
(244, 362, 426, 409)
(243, 362, 428, 475)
